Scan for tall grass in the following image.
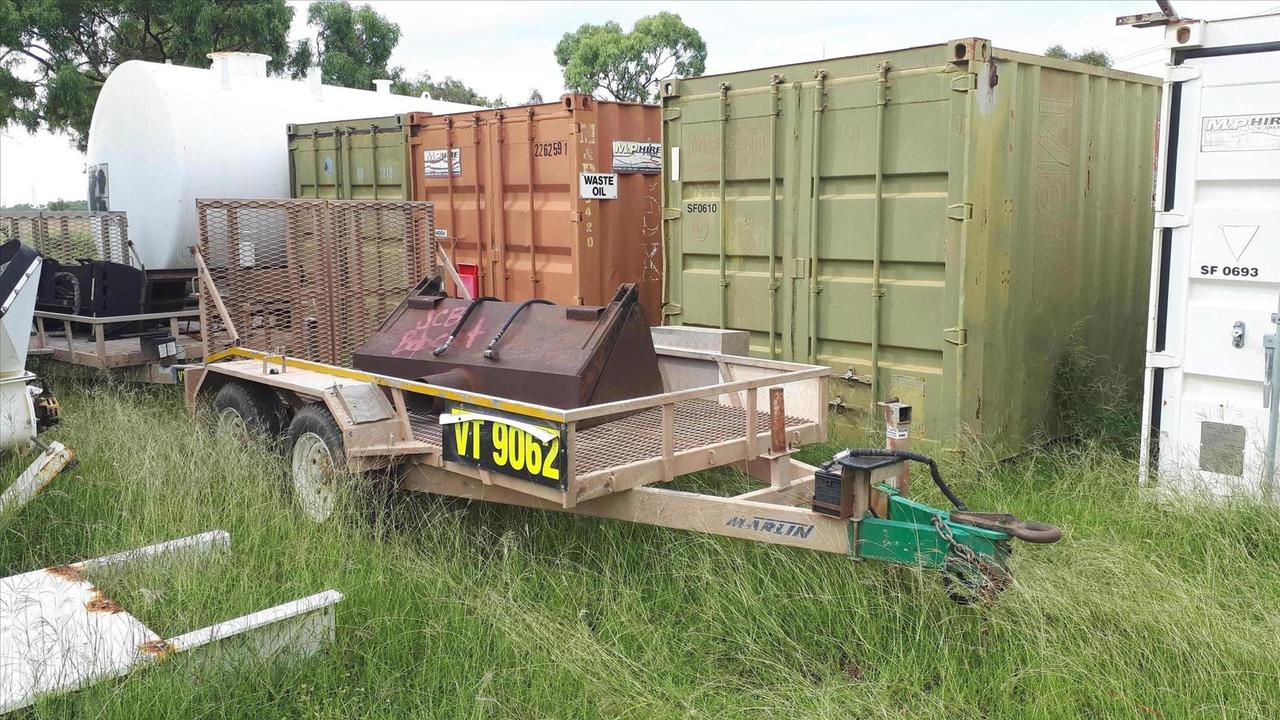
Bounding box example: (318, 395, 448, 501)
(2, 362, 1279, 719)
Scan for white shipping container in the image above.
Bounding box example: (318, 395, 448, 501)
(1140, 14, 1280, 498)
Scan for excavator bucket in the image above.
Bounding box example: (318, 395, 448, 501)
(353, 283, 664, 414)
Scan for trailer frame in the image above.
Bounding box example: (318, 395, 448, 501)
(30, 308, 202, 383)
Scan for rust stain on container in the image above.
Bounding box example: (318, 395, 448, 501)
(404, 95, 663, 325)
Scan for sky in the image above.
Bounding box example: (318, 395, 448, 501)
(2, 0, 1277, 206)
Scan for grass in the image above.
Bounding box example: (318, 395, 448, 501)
(3, 362, 1280, 719)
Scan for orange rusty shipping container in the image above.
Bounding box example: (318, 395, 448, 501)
(404, 94, 663, 324)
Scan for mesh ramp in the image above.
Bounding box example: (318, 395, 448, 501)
(0, 211, 131, 265)
(196, 199, 436, 366)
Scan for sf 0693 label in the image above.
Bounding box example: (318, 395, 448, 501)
(685, 202, 718, 214)
(440, 404, 567, 489)
(533, 141, 565, 158)
(1200, 265, 1259, 278)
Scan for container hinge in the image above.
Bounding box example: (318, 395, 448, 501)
(1163, 64, 1200, 84)
(569, 212, 583, 222)
(1153, 211, 1189, 229)
(951, 73, 977, 92)
(1145, 351, 1180, 369)
(662, 207, 681, 220)
(943, 327, 968, 346)
(663, 108, 682, 121)
(569, 122, 582, 135)
(946, 203, 973, 221)
(663, 303, 683, 317)
(790, 258, 810, 279)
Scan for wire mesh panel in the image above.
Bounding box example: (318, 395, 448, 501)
(0, 211, 131, 265)
(197, 199, 436, 366)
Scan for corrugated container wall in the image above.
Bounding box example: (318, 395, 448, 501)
(662, 39, 1160, 452)
(405, 95, 663, 325)
(288, 115, 412, 200)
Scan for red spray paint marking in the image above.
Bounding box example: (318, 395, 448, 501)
(391, 306, 487, 356)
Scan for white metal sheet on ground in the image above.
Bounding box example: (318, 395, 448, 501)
(0, 566, 159, 713)
(0, 531, 341, 712)
(1141, 15, 1280, 498)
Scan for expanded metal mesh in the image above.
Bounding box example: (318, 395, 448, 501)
(0, 211, 131, 265)
(197, 199, 436, 366)
(407, 399, 810, 476)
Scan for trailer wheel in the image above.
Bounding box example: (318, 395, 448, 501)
(213, 381, 286, 440)
(285, 405, 349, 523)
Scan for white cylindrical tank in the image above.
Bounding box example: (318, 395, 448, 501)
(85, 53, 478, 271)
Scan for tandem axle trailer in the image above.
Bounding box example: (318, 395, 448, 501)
(185, 345, 1058, 602)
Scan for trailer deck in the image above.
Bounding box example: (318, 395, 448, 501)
(31, 309, 202, 382)
(190, 346, 829, 508)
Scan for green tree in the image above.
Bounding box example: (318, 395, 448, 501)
(46, 198, 88, 211)
(0, 0, 294, 151)
(526, 89, 544, 104)
(394, 71, 504, 108)
(554, 12, 706, 103)
(287, 1, 402, 90)
(1044, 44, 1112, 68)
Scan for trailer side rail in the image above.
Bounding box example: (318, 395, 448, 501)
(194, 346, 828, 507)
(30, 308, 202, 374)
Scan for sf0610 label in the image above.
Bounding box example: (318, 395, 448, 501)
(685, 202, 718, 214)
(1200, 265, 1259, 278)
(533, 141, 565, 158)
(440, 404, 567, 489)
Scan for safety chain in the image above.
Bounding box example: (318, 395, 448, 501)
(932, 515, 1012, 603)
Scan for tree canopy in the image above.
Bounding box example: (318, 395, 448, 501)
(554, 12, 706, 103)
(286, 1, 402, 89)
(394, 71, 503, 108)
(0, 0, 294, 151)
(1044, 44, 1112, 68)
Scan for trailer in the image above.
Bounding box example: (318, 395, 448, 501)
(29, 308, 202, 383)
(185, 197, 1059, 602)
(2, 210, 202, 382)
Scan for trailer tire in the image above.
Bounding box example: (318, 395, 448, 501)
(285, 404, 349, 523)
(213, 381, 286, 440)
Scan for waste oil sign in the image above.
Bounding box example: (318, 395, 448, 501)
(579, 172, 618, 199)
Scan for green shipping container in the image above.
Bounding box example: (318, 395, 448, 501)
(662, 38, 1160, 452)
(288, 116, 412, 199)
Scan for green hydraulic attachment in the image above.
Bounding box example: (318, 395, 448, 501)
(822, 449, 1062, 603)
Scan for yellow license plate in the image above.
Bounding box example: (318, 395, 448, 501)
(440, 404, 567, 488)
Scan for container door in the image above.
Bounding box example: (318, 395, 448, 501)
(795, 65, 956, 413)
(662, 80, 794, 357)
(409, 116, 490, 297)
(1153, 44, 1280, 497)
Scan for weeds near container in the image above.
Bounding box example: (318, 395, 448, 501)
(3, 362, 1279, 719)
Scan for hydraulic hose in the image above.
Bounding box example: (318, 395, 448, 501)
(839, 448, 968, 511)
(483, 298, 553, 359)
(433, 296, 498, 356)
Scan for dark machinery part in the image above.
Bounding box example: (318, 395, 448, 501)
(35, 258, 145, 318)
(354, 282, 664, 418)
(31, 379, 61, 433)
(840, 447, 969, 510)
